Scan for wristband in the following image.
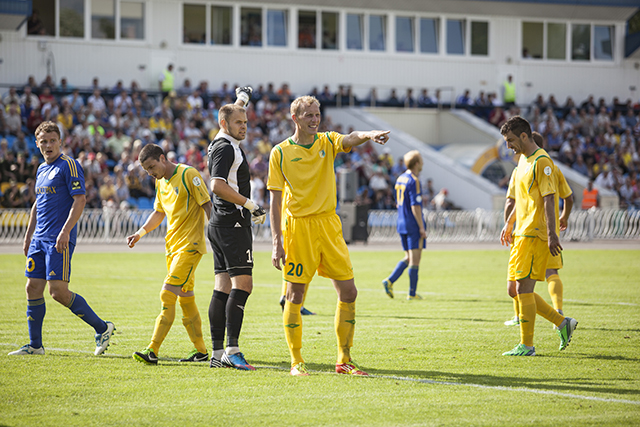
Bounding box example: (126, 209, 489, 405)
(243, 199, 256, 212)
(136, 227, 147, 238)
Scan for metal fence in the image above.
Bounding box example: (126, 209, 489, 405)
(1, 208, 639, 245)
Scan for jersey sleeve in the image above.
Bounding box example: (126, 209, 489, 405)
(66, 158, 85, 197)
(506, 169, 516, 199)
(556, 168, 573, 199)
(208, 143, 234, 182)
(327, 131, 348, 156)
(185, 167, 211, 206)
(534, 156, 556, 197)
(267, 145, 284, 191)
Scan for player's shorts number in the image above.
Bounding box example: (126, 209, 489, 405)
(287, 262, 303, 277)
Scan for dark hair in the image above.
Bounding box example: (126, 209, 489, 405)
(218, 104, 246, 126)
(500, 116, 532, 139)
(139, 144, 165, 164)
(34, 121, 60, 139)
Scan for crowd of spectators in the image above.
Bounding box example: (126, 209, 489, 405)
(1, 75, 638, 212)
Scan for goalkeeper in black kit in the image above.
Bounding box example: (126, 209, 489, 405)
(206, 86, 266, 370)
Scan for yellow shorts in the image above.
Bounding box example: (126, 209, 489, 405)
(546, 251, 563, 270)
(283, 213, 354, 284)
(507, 236, 549, 282)
(165, 251, 203, 292)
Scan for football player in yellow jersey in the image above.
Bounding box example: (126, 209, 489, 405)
(504, 132, 574, 326)
(267, 95, 389, 376)
(127, 144, 212, 365)
(499, 117, 578, 356)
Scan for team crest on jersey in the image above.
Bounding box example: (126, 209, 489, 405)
(48, 169, 57, 180)
(72, 180, 81, 190)
(319, 150, 326, 158)
(174, 187, 179, 195)
(192, 176, 202, 186)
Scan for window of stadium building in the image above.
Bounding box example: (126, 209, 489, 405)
(61, 0, 85, 38)
(369, 14, 387, 52)
(211, 6, 232, 45)
(346, 13, 364, 50)
(396, 16, 415, 53)
(91, 0, 115, 39)
(120, 1, 144, 40)
(523, 21, 613, 62)
(322, 12, 339, 50)
(267, 9, 288, 47)
(470, 21, 488, 56)
(241, 7, 262, 46)
(446, 19, 465, 55)
(298, 10, 317, 49)
(183, 4, 205, 44)
(420, 17, 439, 54)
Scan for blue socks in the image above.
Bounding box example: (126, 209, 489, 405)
(68, 293, 107, 334)
(408, 266, 419, 297)
(388, 260, 408, 283)
(27, 298, 46, 349)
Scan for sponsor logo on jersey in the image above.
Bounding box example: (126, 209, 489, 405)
(234, 222, 242, 227)
(36, 186, 57, 194)
(71, 180, 81, 190)
(285, 323, 300, 328)
(346, 319, 356, 325)
(49, 270, 56, 276)
(291, 157, 302, 162)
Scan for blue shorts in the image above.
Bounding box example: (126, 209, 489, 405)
(400, 232, 426, 251)
(25, 239, 75, 282)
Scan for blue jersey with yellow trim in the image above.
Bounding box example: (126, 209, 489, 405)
(32, 154, 85, 244)
(395, 170, 424, 234)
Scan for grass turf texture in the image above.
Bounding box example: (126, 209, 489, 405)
(1, 249, 639, 426)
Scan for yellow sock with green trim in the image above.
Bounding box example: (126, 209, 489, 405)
(283, 300, 303, 367)
(518, 293, 536, 347)
(534, 292, 564, 327)
(547, 274, 563, 312)
(335, 301, 356, 364)
(179, 295, 207, 354)
(150, 290, 177, 354)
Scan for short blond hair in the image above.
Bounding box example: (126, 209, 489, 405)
(290, 95, 320, 118)
(403, 150, 422, 170)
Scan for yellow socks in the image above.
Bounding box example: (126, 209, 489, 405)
(335, 301, 356, 364)
(150, 289, 177, 354)
(518, 293, 536, 347)
(534, 292, 564, 328)
(283, 300, 303, 367)
(179, 295, 207, 354)
(547, 274, 563, 313)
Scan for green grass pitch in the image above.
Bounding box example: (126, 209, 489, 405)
(1, 248, 639, 426)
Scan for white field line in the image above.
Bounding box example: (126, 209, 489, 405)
(2, 343, 638, 406)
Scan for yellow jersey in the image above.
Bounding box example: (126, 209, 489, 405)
(267, 131, 350, 218)
(507, 161, 570, 236)
(512, 148, 556, 240)
(154, 164, 210, 255)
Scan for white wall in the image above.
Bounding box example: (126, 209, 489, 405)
(1, 1, 638, 106)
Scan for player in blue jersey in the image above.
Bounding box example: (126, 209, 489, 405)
(8, 121, 115, 357)
(382, 150, 427, 300)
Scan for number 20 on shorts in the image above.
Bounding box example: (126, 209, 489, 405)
(287, 262, 304, 277)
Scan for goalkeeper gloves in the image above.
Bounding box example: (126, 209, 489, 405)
(243, 199, 267, 224)
(235, 86, 253, 106)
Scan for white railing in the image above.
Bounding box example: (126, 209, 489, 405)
(1, 208, 639, 244)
